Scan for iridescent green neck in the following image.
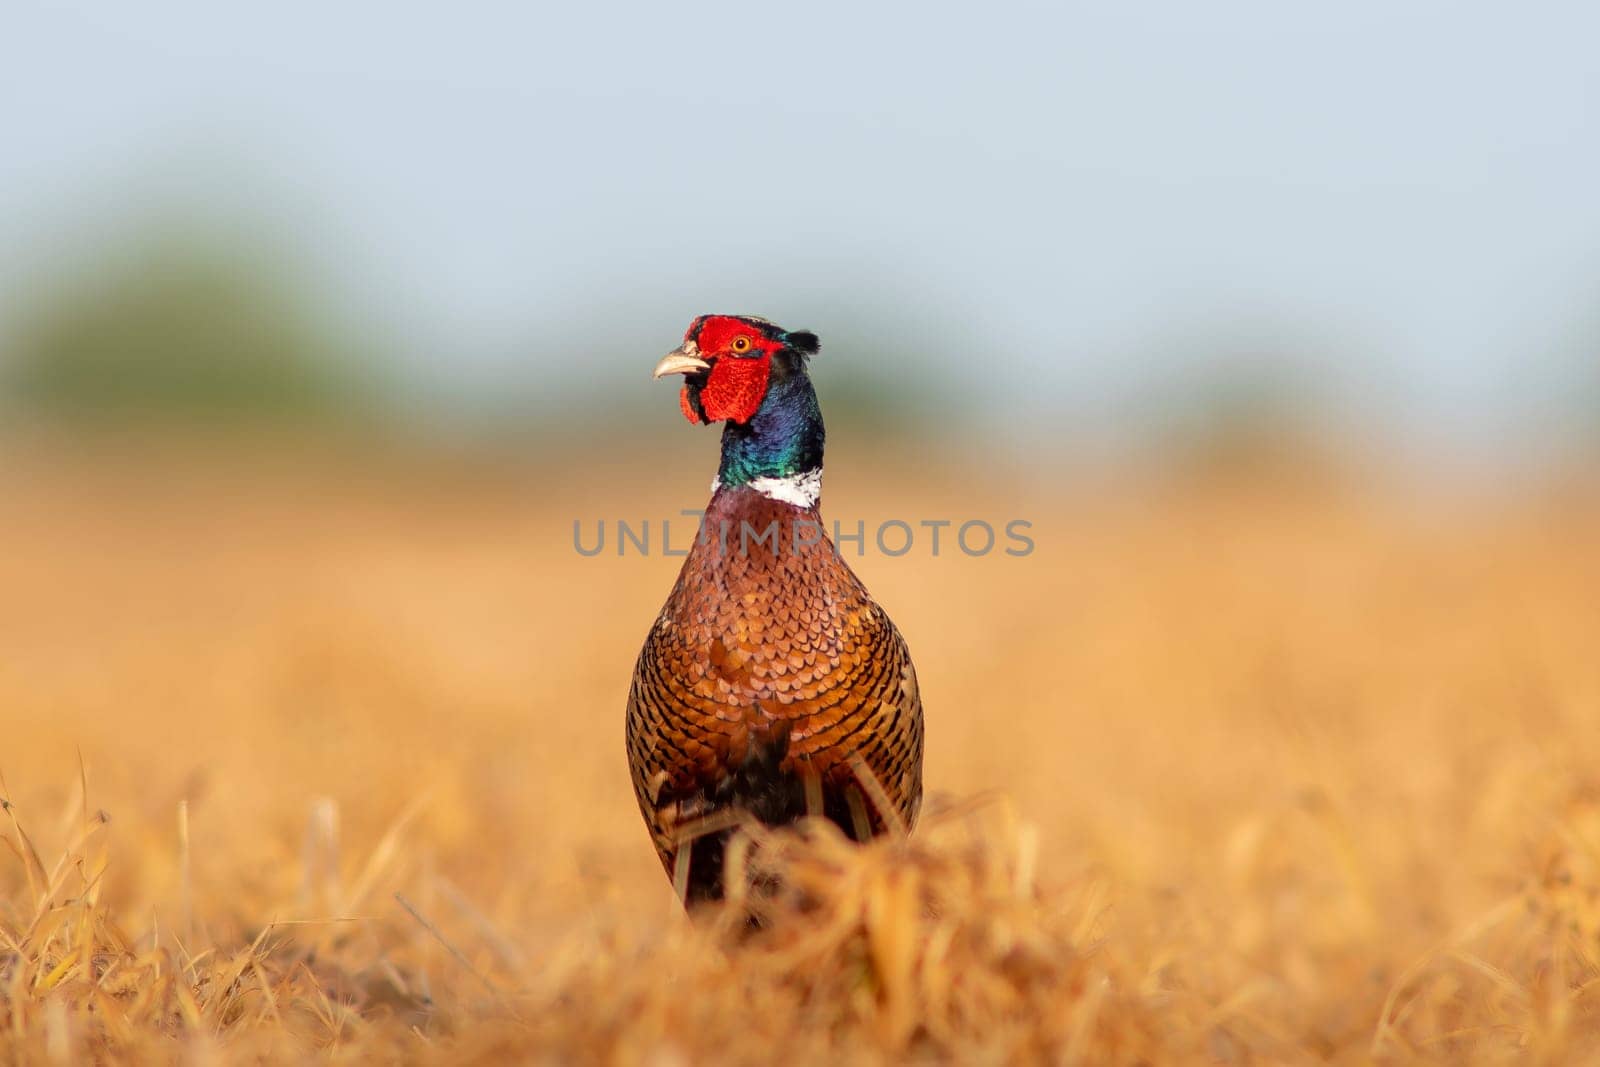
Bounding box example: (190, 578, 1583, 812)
(718, 371, 825, 487)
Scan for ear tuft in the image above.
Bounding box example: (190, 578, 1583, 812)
(785, 330, 820, 355)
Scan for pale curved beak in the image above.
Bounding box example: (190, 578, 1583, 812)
(653, 344, 711, 379)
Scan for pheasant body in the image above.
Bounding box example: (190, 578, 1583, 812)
(625, 315, 924, 903)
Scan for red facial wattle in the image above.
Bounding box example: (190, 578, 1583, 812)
(697, 356, 771, 424)
(679, 385, 702, 424)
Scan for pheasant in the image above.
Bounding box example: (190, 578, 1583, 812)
(626, 315, 924, 904)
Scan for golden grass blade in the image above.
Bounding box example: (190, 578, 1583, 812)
(802, 767, 824, 819)
(671, 845, 692, 906)
(343, 793, 430, 914)
(844, 786, 871, 843)
(433, 876, 526, 970)
(1, 791, 49, 910)
(177, 800, 193, 946)
(394, 892, 499, 999)
(848, 757, 907, 838)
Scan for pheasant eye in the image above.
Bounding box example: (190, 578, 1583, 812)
(731, 336, 752, 354)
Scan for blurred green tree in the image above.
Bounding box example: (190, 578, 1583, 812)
(1, 227, 376, 428)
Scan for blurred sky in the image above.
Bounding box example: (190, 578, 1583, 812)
(4, 1, 1599, 464)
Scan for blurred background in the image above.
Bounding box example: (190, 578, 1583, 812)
(3, 5, 1600, 1058)
(3, 2, 1597, 470)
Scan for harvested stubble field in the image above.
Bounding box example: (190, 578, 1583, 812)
(2, 444, 1599, 1063)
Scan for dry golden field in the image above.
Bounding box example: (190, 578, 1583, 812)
(3, 443, 1600, 1063)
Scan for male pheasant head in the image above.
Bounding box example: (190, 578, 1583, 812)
(652, 315, 827, 500)
(653, 315, 821, 426)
